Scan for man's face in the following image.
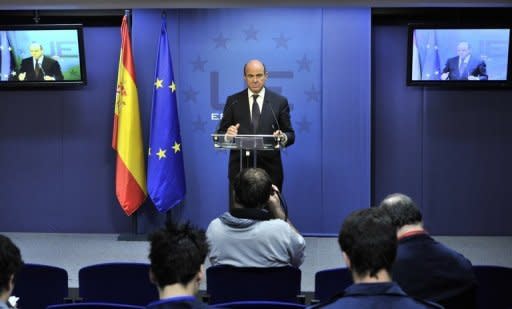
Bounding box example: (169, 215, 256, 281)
(29, 44, 43, 60)
(457, 43, 470, 59)
(244, 61, 267, 93)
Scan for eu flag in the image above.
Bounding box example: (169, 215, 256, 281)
(0, 31, 15, 81)
(147, 16, 186, 212)
(420, 30, 441, 80)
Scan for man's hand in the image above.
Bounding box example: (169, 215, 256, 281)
(468, 75, 479, 81)
(267, 185, 286, 220)
(18, 72, 26, 81)
(273, 130, 287, 145)
(441, 72, 449, 80)
(43, 75, 56, 81)
(227, 123, 240, 138)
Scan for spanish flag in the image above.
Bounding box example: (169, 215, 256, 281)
(112, 15, 147, 215)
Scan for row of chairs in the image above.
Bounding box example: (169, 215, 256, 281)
(12, 263, 512, 308)
(13, 263, 157, 309)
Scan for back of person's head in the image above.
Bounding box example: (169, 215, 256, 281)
(233, 168, 272, 209)
(0, 234, 23, 295)
(338, 208, 396, 278)
(148, 220, 209, 289)
(379, 193, 422, 228)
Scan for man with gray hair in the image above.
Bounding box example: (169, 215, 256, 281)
(380, 193, 476, 308)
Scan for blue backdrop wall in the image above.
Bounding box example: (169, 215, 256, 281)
(0, 8, 371, 234)
(4, 9, 510, 235)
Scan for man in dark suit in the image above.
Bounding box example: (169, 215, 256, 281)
(311, 208, 441, 308)
(441, 41, 487, 81)
(217, 59, 295, 191)
(380, 193, 477, 308)
(17, 43, 63, 81)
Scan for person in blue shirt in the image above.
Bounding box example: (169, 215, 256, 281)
(146, 220, 210, 309)
(311, 208, 442, 309)
(0, 234, 23, 309)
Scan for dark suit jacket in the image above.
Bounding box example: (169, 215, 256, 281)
(312, 282, 443, 308)
(217, 88, 295, 189)
(392, 233, 477, 307)
(18, 56, 64, 81)
(442, 55, 488, 80)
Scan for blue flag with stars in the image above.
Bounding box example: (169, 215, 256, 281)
(147, 16, 186, 212)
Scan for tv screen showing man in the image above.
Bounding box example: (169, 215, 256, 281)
(410, 28, 510, 81)
(18, 43, 63, 81)
(0, 26, 85, 85)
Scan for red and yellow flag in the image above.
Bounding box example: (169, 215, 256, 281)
(112, 15, 147, 215)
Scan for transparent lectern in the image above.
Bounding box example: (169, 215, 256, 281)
(211, 134, 281, 171)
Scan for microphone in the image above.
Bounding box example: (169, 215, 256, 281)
(268, 100, 281, 132)
(268, 100, 284, 145)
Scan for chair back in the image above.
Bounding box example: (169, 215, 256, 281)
(314, 267, 352, 302)
(206, 265, 301, 304)
(47, 303, 144, 309)
(211, 300, 306, 308)
(12, 263, 68, 309)
(473, 265, 512, 309)
(78, 262, 158, 306)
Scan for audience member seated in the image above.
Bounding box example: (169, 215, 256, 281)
(0, 234, 23, 309)
(380, 193, 476, 308)
(206, 168, 305, 267)
(146, 220, 210, 309)
(310, 208, 442, 308)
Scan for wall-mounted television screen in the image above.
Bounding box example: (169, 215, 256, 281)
(407, 24, 511, 87)
(0, 24, 86, 87)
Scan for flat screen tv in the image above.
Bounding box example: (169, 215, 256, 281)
(407, 24, 512, 87)
(0, 24, 86, 87)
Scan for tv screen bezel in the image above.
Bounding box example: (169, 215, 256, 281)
(406, 23, 512, 88)
(0, 23, 87, 88)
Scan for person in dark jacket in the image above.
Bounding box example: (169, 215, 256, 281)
(380, 193, 477, 308)
(312, 208, 441, 309)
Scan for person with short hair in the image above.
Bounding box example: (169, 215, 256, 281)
(0, 234, 24, 309)
(206, 167, 305, 268)
(146, 220, 210, 309)
(313, 208, 441, 308)
(17, 42, 63, 81)
(441, 41, 487, 81)
(380, 193, 476, 308)
(217, 59, 295, 191)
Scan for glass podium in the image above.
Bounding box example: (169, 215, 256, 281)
(211, 133, 281, 171)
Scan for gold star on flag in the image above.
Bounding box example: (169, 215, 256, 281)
(154, 78, 163, 89)
(169, 81, 177, 92)
(156, 148, 167, 159)
(172, 142, 181, 153)
(148, 147, 151, 156)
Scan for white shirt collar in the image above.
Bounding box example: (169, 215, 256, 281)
(248, 87, 265, 100)
(34, 57, 43, 66)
